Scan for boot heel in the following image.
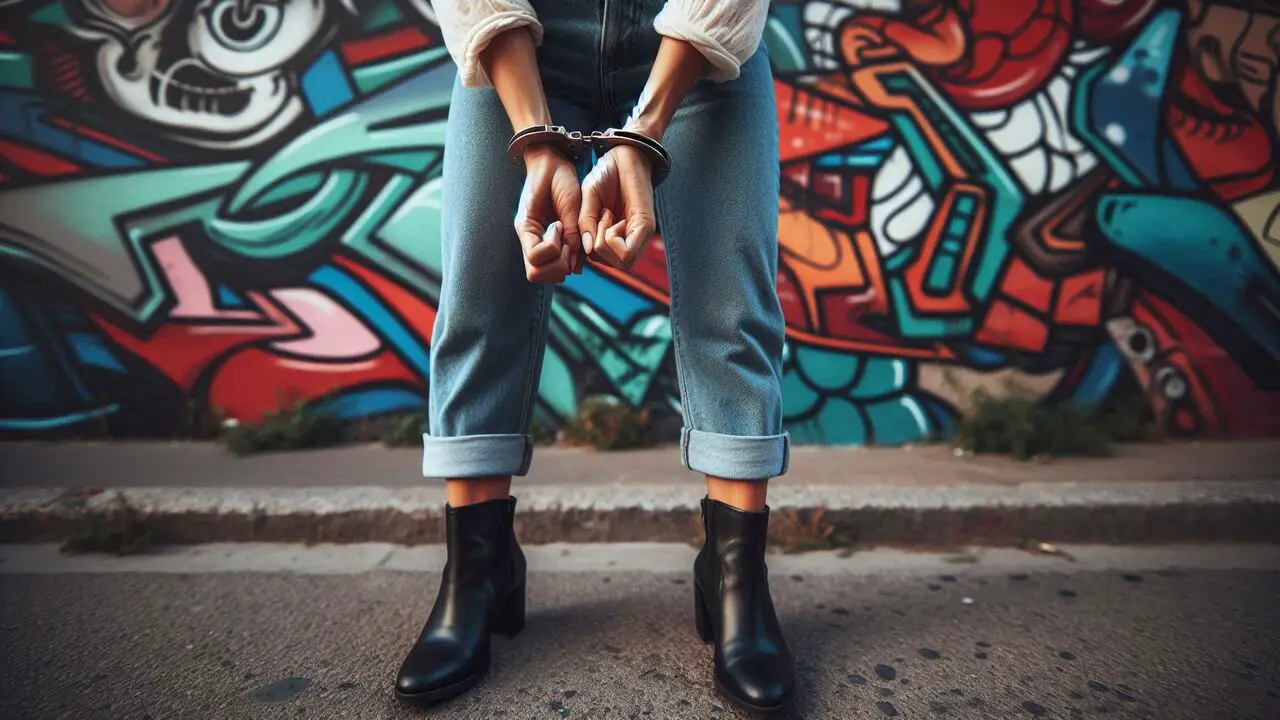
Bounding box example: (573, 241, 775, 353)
(492, 585, 525, 638)
(694, 584, 714, 644)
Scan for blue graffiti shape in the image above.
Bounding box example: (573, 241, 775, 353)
(1094, 193, 1280, 389)
(1065, 343, 1128, 411)
(1074, 9, 1199, 191)
(0, 93, 165, 169)
(309, 386, 426, 420)
(0, 285, 119, 429)
(308, 265, 430, 380)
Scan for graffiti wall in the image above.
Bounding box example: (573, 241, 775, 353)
(2, 0, 1278, 443)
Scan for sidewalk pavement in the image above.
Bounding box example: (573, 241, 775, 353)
(8, 545, 1278, 719)
(2, 440, 1278, 546)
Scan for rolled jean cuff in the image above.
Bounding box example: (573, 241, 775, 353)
(680, 428, 790, 480)
(421, 433, 533, 478)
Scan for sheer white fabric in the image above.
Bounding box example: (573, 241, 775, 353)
(433, 1, 543, 88)
(433, 1, 771, 88)
(651, 0, 770, 82)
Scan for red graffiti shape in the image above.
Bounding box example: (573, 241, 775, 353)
(930, 0, 1075, 110)
(1074, 0, 1159, 44)
(1167, 60, 1276, 201)
(208, 348, 420, 423)
(1139, 294, 1280, 437)
(91, 293, 302, 393)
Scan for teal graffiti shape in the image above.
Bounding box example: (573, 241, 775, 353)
(1094, 193, 1280, 389)
(874, 67, 1024, 339)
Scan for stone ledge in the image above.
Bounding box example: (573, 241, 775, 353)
(3, 480, 1278, 546)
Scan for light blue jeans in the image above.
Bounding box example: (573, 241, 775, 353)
(423, 0, 788, 481)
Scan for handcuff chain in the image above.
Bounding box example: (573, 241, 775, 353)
(507, 126, 672, 186)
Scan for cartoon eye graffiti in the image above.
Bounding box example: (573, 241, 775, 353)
(192, 0, 325, 78)
(204, 1, 284, 53)
(1119, 323, 1157, 364)
(1153, 366, 1189, 402)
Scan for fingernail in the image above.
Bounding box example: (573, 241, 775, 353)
(582, 231, 593, 253)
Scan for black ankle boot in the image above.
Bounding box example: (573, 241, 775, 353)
(694, 498, 795, 715)
(395, 497, 526, 707)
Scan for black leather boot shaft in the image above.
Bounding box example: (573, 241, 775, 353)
(694, 498, 795, 715)
(395, 497, 526, 707)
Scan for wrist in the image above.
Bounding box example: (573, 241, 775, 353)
(623, 115, 666, 142)
(509, 108, 553, 133)
(522, 143, 562, 165)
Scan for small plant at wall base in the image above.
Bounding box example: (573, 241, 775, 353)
(219, 402, 349, 456)
(175, 400, 224, 440)
(769, 507, 858, 555)
(531, 420, 557, 446)
(559, 396, 653, 451)
(956, 391, 1108, 460)
(60, 496, 151, 556)
(954, 384, 1160, 460)
(382, 412, 427, 448)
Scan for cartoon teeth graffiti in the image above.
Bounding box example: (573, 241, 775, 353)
(67, 0, 346, 148)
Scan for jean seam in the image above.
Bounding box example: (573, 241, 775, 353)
(654, 186, 697, 433)
(516, 285, 549, 435)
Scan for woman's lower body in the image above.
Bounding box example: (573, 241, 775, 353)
(396, 0, 793, 714)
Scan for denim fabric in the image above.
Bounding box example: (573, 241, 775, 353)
(423, 0, 789, 481)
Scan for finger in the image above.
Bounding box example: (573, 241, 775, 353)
(548, 221, 572, 279)
(598, 219, 630, 269)
(526, 226, 567, 284)
(579, 176, 601, 255)
(619, 216, 656, 267)
(555, 182, 583, 255)
(527, 263, 567, 284)
(519, 230, 561, 270)
(592, 242, 623, 269)
(516, 226, 544, 258)
(523, 221, 563, 268)
(593, 208, 614, 260)
(563, 240, 578, 274)
(570, 244, 584, 274)
(524, 246, 565, 283)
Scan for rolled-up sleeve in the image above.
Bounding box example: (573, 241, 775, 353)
(433, 1, 543, 88)
(652, 0, 770, 82)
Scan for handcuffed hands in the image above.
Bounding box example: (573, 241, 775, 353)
(514, 141, 657, 284)
(513, 145, 583, 284)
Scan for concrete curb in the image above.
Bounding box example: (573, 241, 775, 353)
(4, 480, 1280, 546)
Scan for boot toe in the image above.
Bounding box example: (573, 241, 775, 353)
(395, 639, 482, 697)
(717, 655, 795, 710)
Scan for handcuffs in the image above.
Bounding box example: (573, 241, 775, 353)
(507, 125, 672, 186)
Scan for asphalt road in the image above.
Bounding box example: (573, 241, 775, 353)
(2, 544, 1278, 720)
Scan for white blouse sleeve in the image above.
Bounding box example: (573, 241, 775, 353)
(432, 1, 543, 89)
(652, 0, 770, 82)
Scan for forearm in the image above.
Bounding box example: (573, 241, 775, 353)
(478, 28, 553, 132)
(625, 37, 707, 141)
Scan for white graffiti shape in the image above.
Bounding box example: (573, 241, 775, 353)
(968, 43, 1109, 196)
(801, 0, 904, 70)
(868, 42, 1110, 254)
(869, 144, 934, 256)
(71, 0, 336, 149)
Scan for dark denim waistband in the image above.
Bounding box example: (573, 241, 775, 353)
(530, 0, 668, 126)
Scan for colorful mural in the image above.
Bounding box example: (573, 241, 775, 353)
(2, 0, 1278, 443)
